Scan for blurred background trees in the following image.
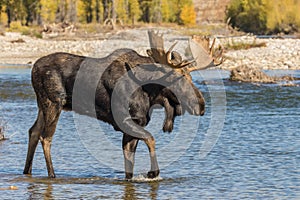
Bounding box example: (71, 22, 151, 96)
(226, 0, 300, 34)
(0, 0, 299, 34)
(0, 0, 196, 26)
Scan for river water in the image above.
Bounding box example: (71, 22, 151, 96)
(0, 68, 299, 199)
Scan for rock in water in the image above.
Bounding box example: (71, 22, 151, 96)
(230, 65, 276, 83)
(229, 65, 298, 84)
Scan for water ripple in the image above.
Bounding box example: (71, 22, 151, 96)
(0, 69, 300, 199)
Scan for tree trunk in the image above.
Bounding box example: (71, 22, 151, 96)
(56, 0, 67, 22)
(86, 0, 93, 23)
(140, 1, 150, 23)
(95, 0, 101, 23)
(102, 0, 109, 21)
(36, 3, 43, 25)
(111, 0, 116, 22)
(68, 0, 77, 23)
(6, 6, 11, 27)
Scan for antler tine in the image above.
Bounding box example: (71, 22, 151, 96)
(159, 32, 164, 38)
(211, 39, 225, 66)
(209, 39, 225, 67)
(186, 66, 200, 73)
(148, 30, 164, 50)
(186, 35, 225, 73)
(166, 42, 196, 69)
(177, 59, 196, 68)
(169, 59, 196, 69)
(209, 38, 216, 57)
(167, 41, 178, 53)
(165, 41, 178, 65)
(147, 30, 195, 70)
(187, 60, 215, 73)
(213, 47, 225, 66)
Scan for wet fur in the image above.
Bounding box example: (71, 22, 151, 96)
(24, 49, 205, 179)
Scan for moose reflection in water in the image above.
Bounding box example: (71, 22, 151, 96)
(23, 31, 224, 179)
(0, 127, 4, 141)
(0, 121, 5, 141)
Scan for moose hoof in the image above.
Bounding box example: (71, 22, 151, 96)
(48, 173, 56, 178)
(147, 170, 160, 179)
(125, 172, 133, 180)
(23, 169, 30, 175)
(163, 121, 173, 133)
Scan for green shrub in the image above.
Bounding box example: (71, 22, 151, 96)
(7, 21, 27, 32)
(266, 0, 300, 34)
(226, 0, 300, 34)
(6, 21, 42, 38)
(226, 0, 267, 34)
(224, 38, 267, 50)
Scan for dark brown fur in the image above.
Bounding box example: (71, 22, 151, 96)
(23, 49, 205, 179)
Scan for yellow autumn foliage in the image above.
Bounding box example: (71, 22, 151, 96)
(180, 4, 196, 25)
(40, 0, 58, 23)
(266, 0, 300, 32)
(227, 0, 300, 34)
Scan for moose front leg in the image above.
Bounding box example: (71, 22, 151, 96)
(122, 133, 139, 180)
(143, 136, 160, 178)
(162, 97, 174, 132)
(120, 119, 160, 179)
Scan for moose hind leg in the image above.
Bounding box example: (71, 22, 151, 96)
(122, 133, 139, 180)
(143, 136, 160, 179)
(24, 110, 45, 175)
(40, 102, 62, 178)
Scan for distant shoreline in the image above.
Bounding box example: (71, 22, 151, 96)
(0, 63, 32, 69)
(0, 29, 299, 70)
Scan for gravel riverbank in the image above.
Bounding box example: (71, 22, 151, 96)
(0, 29, 299, 70)
(219, 36, 300, 70)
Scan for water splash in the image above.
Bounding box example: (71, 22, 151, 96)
(129, 174, 163, 183)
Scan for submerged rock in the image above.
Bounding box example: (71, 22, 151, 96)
(229, 65, 298, 84)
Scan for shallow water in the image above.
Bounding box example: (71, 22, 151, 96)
(0, 68, 299, 199)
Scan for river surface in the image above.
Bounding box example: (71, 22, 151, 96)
(0, 68, 299, 199)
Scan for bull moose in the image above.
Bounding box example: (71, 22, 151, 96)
(23, 31, 223, 179)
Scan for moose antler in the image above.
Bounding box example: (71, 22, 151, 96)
(187, 35, 225, 72)
(147, 30, 194, 69)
